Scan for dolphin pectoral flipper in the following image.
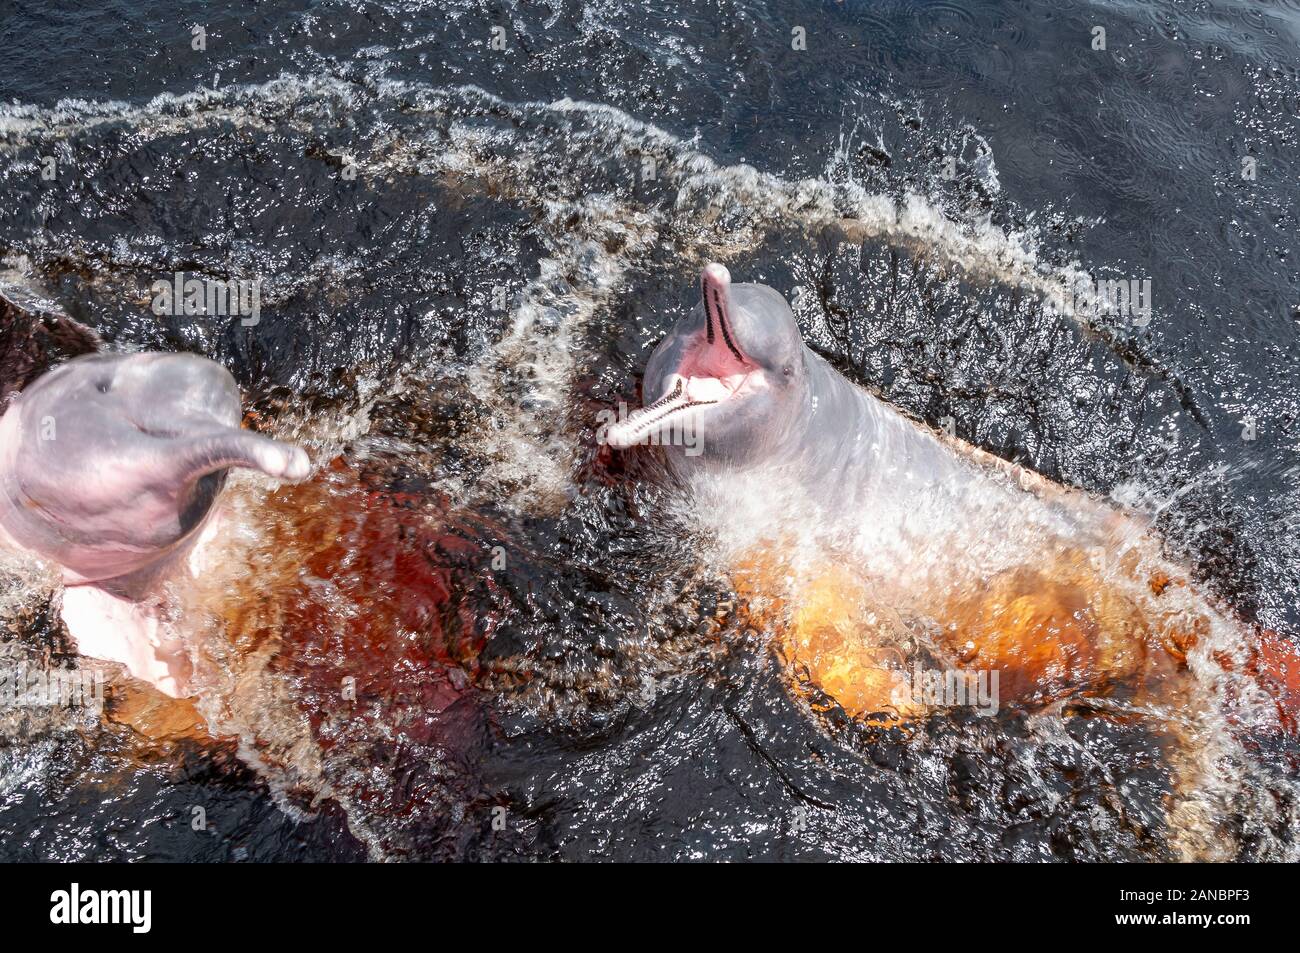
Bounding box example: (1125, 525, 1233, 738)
(0, 351, 311, 697)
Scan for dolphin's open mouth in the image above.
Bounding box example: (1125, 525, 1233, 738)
(606, 264, 761, 449)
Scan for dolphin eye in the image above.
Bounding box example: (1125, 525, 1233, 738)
(782, 364, 793, 377)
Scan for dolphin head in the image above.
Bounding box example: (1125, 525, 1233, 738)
(607, 263, 808, 465)
(0, 351, 310, 589)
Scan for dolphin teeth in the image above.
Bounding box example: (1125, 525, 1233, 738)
(606, 379, 716, 448)
(643, 378, 685, 413)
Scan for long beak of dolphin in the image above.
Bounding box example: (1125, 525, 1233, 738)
(606, 263, 755, 449)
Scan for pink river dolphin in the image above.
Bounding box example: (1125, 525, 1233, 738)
(606, 263, 1300, 736)
(0, 351, 309, 696)
(609, 262, 1031, 507)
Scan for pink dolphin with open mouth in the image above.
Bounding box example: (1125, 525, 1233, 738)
(607, 262, 968, 497)
(0, 351, 310, 696)
(606, 262, 1300, 743)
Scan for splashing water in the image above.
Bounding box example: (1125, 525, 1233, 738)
(1, 0, 1298, 861)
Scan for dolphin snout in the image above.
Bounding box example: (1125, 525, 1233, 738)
(702, 262, 731, 286)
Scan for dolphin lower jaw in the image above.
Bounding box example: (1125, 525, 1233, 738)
(61, 583, 193, 697)
(60, 506, 229, 697)
(605, 377, 716, 449)
(605, 367, 770, 451)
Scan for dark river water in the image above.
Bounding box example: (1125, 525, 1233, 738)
(0, 0, 1298, 861)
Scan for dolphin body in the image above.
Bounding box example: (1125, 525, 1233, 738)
(0, 350, 310, 696)
(607, 263, 1109, 552)
(606, 264, 1300, 744)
